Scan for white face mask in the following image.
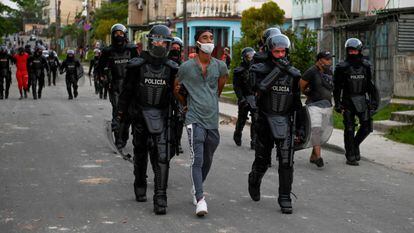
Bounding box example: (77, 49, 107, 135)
(197, 41, 215, 54)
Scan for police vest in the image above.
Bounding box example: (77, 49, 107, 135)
(137, 63, 171, 108)
(31, 57, 44, 76)
(48, 57, 57, 69)
(110, 49, 131, 80)
(345, 65, 368, 95)
(66, 60, 77, 74)
(261, 72, 295, 115)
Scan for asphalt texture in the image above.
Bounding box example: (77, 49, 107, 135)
(1, 68, 414, 233)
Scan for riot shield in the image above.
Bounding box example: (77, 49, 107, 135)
(295, 100, 333, 150)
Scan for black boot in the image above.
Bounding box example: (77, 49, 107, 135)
(355, 145, 361, 161)
(278, 166, 293, 214)
(24, 90, 27, 98)
(248, 171, 264, 201)
(134, 162, 148, 202)
(0, 91, 4, 99)
(233, 131, 242, 146)
(134, 183, 147, 202)
(153, 193, 167, 215)
(38, 90, 42, 99)
(153, 163, 169, 215)
(18, 90, 23, 100)
(345, 153, 359, 166)
(4, 89, 8, 99)
(278, 194, 292, 214)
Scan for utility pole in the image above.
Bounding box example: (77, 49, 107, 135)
(55, 0, 61, 54)
(183, 0, 188, 60)
(85, 0, 90, 48)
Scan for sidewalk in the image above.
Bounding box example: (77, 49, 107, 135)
(219, 101, 414, 174)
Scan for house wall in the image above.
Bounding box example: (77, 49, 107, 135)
(175, 19, 241, 47)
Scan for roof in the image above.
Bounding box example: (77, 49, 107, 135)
(330, 7, 414, 29)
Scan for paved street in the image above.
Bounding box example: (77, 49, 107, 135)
(1, 68, 414, 233)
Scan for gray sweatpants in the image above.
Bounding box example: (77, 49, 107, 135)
(186, 123, 220, 201)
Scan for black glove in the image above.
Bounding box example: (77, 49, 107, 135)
(238, 98, 248, 108)
(334, 103, 344, 113)
(112, 112, 122, 131)
(369, 103, 378, 116)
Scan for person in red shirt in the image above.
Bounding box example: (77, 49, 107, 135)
(13, 47, 30, 99)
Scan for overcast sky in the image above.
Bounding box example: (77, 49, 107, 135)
(0, 0, 18, 10)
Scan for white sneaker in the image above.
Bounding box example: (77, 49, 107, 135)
(191, 187, 197, 206)
(196, 197, 208, 216)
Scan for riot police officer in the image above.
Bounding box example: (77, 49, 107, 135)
(89, 49, 105, 98)
(253, 27, 282, 63)
(98, 23, 138, 150)
(248, 34, 302, 214)
(168, 37, 184, 154)
(233, 47, 257, 149)
(168, 37, 183, 65)
(0, 46, 13, 99)
(27, 45, 49, 99)
(117, 25, 178, 215)
(47, 50, 60, 86)
(333, 38, 379, 166)
(60, 50, 82, 99)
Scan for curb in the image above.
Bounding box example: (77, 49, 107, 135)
(219, 104, 346, 154)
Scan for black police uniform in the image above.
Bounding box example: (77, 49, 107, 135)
(0, 51, 13, 99)
(248, 57, 302, 214)
(167, 37, 185, 154)
(47, 53, 60, 86)
(27, 52, 49, 99)
(334, 57, 379, 165)
(60, 56, 81, 99)
(233, 60, 257, 149)
(98, 43, 138, 149)
(118, 51, 178, 214)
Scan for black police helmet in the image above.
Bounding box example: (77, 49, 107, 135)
(0, 45, 7, 54)
(241, 47, 255, 63)
(262, 27, 282, 43)
(110, 23, 128, 45)
(267, 34, 291, 53)
(345, 38, 363, 51)
(35, 45, 45, 53)
(171, 37, 183, 49)
(147, 25, 172, 58)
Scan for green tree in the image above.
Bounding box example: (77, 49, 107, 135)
(91, 0, 128, 42)
(231, 1, 285, 74)
(285, 27, 318, 74)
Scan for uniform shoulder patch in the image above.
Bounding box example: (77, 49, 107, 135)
(165, 59, 179, 70)
(250, 63, 270, 74)
(335, 61, 349, 69)
(287, 66, 301, 78)
(127, 57, 145, 68)
(233, 66, 245, 74)
(362, 59, 372, 68)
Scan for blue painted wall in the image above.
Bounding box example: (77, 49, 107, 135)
(176, 19, 241, 48)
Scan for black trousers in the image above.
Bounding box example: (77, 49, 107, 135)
(31, 74, 45, 99)
(65, 75, 78, 98)
(342, 109, 372, 160)
(0, 72, 11, 98)
(235, 103, 257, 143)
(132, 118, 170, 199)
(251, 115, 294, 195)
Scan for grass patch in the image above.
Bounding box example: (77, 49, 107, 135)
(393, 96, 414, 101)
(385, 125, 414, 145)
(372, 104, 414, 121)
(221, 84, 238, 102)
(332, 104, 414, 130)
(333, 111, 344, 130)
